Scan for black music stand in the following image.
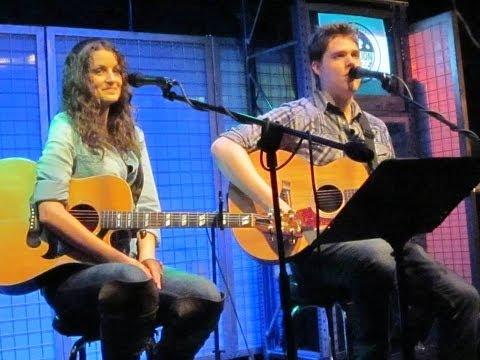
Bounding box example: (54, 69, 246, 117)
(314, 156, 480, 359)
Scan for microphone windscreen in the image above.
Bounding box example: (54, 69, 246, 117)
(348, 67, 361, 79)
(127, 73, 142, 87)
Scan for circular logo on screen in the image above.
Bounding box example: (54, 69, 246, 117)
(351, 22, 382, 72)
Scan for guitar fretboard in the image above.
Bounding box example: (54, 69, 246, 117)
(100, 211, 261, 229)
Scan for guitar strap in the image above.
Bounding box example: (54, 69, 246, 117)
(130, 161, 144, 206)
(358, 112, 378, 172)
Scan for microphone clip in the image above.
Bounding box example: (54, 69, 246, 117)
(379, 76, 398, 94)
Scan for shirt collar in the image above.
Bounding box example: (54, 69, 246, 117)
(313, 89, 362, 122)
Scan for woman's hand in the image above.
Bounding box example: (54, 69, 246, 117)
(141, 258, 164, 289)
(135, 230, 162, 288)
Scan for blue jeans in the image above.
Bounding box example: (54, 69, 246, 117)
(42, 263, 223, 359)
(292, 239, 479, 360)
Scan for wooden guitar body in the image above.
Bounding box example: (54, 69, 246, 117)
(228, 150, 369, 262)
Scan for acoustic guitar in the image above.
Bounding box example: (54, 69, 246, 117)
(228, 150, 369, 262)
(0, 157, 300, 294)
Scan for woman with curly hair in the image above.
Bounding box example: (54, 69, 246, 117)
(34, 38, 224, 360)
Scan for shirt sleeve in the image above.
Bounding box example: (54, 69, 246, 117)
(135, 127, 161, 243)
(33, 113, 76, 204)
(219, 98, 315, 152)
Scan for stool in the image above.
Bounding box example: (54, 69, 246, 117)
(53, 315, 156, 360)
(290, 299, 350, 359)
(265, 276, 351, 360)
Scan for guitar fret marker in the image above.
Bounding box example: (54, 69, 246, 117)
(241, 215, 250, 226)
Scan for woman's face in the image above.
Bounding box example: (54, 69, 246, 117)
(88, 49, 123, 107)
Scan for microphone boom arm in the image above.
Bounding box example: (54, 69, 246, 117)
(158, 83, 375, 163)
(350, 67, 480, 147)
(378, 75, 480, 146)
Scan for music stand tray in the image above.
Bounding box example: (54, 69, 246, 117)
(313, 156, 480, 359)
(316, 156, 480, 245)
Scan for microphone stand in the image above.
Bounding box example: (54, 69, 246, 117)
(157, 82, 374, 360)
(210, 191, 224, 360)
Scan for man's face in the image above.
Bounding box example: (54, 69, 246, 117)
(311, 35, 362, 99)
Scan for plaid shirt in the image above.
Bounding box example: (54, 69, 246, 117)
(220, 90, 395, 166)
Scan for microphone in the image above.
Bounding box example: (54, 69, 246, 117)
(348, 67, 392, 81)
(343, 141, 375, 163)
(128, 72, 178, 88)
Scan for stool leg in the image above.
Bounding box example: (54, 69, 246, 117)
(341, 308, 351, 359)
(69, 337, 88, 360)
(326, 306, 337, 359)
(144, 334, 156, 360)
(79, 347, 86, 360)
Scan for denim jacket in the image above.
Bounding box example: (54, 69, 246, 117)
(33, 112, 161, 258)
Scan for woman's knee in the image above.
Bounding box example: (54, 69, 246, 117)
(195, 278, 223, 302)
(168, 294, 224, 331)
(109, 263, 150, 283)
(98, 278, 159, 316)
(163, 267, 222, 302)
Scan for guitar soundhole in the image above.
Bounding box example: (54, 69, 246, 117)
(316, 185, 343, 213)
(70, 204, 99, 231)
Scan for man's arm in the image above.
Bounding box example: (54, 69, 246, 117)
(211, 136, 291, 213)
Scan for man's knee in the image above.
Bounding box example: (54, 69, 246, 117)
(459, 284, 480, 313)
(362, 255, 396, 291)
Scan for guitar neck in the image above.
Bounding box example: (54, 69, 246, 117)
(100, 211, 259, 230)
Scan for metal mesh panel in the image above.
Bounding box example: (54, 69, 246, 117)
(0, 26, 54, 360)
(0, 31, 44, 159)
(409, 13, 474, 282)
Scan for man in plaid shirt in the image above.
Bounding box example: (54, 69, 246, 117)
(211, 22, 479, 359)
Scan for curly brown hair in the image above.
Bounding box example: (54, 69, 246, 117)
(62, 38, 140, 155)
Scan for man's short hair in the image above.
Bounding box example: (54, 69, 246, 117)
(308, 22, 359, 62)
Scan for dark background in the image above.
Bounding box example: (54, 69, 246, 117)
(1, 1, 478, 39)
(1, 0, 479, 131)
(1, 1, 477, 42)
